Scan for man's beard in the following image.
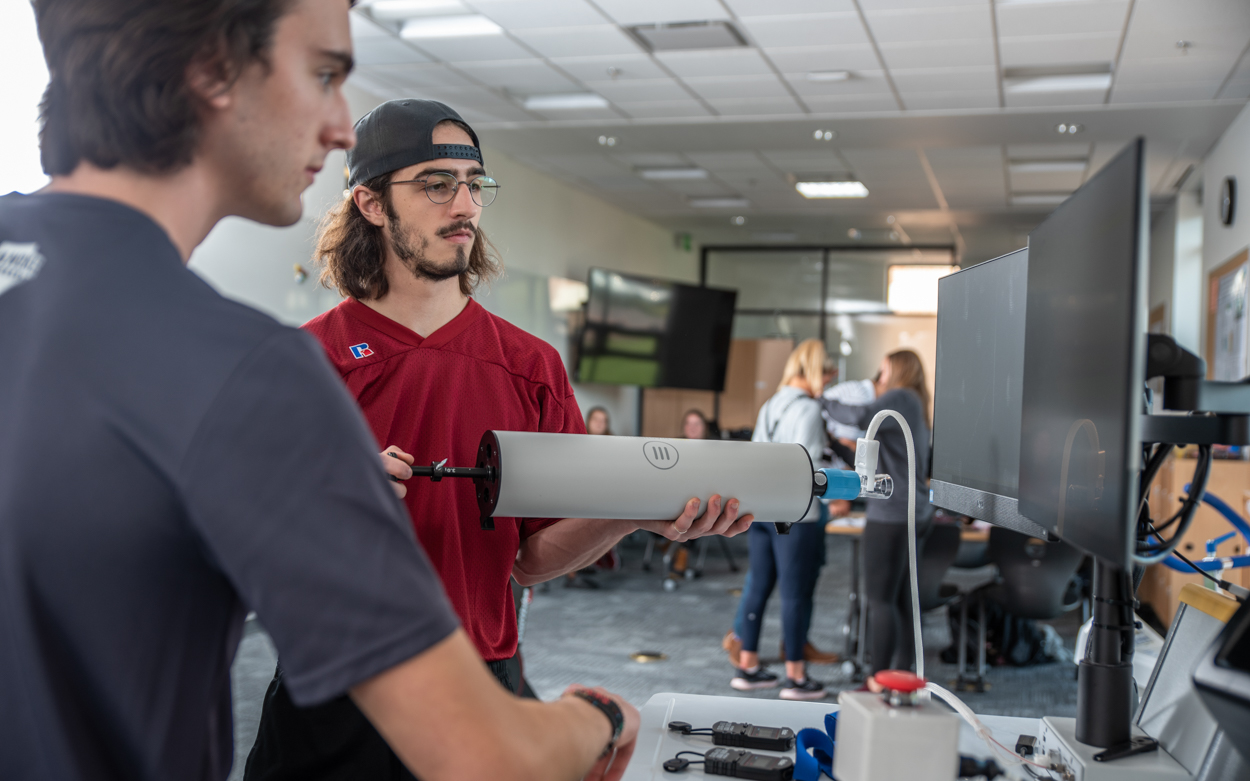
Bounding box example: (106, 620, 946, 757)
(390, 215, 473, 283)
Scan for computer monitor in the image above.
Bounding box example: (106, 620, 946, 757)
(575, 268, 737, 391)
(1017, 138, 1148, 569)
(930, 249, 1053, 539)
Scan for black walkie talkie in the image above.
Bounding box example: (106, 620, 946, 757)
(703, 748, 793, 780)
(711, 721, 796, 751)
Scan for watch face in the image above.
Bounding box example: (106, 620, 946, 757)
(1222, 176, 1236, 226)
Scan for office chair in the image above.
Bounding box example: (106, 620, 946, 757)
(954, 527, 1084, 691)
(917, 522, 963, 612)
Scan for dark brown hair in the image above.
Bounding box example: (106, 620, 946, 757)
(885, 349, 931, 429)
(316, 167, 502, 300)
(34, 0, 296, 175)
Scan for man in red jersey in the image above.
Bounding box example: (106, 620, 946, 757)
(244, 98, 752, 780)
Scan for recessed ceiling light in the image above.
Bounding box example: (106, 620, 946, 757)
(523, 93, 609, 110)
(797, 181, 869, 199)
(847, 228, 862, 239)
(399, 14, 501, 38)
(812, 129, 836, 141)
(598, 135, 617, 146)
(1055, 123, 1085, 135)
(808, 70, 851, 82)
(1011, 193, 1071, 206)
(638, 167, 708, 180)
(369, 0, 469, 19)
(1007, 74, 1112, 93)
(1009, 159, 1088, 174)
(731, 216, 746, 226)
(689, 197, 751, 209)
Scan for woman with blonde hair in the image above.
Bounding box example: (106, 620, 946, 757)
(730, 339, 832, 700)
(822, 348, 934, 675)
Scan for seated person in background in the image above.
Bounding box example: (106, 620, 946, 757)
(821, 349, 935, 674)
(682, 408, 715, 440)
(586, 405, 612, 435)
(246, 98, 753, 780)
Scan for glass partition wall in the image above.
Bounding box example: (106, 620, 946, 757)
(702, 244, 956, 394)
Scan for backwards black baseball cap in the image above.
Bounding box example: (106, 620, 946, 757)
(346, 99, 482, 189)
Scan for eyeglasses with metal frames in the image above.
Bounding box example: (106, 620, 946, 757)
(387, 172, 499, 207)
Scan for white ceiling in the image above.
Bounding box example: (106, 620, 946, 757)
(348, 0, 1250, 264)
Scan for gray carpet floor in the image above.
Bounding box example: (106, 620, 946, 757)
(228, 531, 1082, 779)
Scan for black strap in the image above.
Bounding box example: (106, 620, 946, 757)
(765, 394, 806, 442)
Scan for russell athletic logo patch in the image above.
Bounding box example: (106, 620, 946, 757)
(349, 343, 374, 359)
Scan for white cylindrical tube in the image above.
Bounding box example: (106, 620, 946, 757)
(477, 431, 816, 523)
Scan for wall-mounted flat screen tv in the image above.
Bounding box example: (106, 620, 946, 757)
(575, 268, 736, 391)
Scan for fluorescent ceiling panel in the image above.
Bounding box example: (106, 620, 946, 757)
(522, 93, 610, 110)
(400, 14, 502, 38)
(796, 181, 869, 198)
(808, 70, 851, 82)
(887, 265, 958, 314)
(368, 0, 468, 19)
(1010, 193, 1070, 205)
(638, 167, 708, 180)
(689, 197, 752, 208)
(629, 21, 746, 52)
(1008, 159, 1087, 174)
(1006, 73, 1112, 93)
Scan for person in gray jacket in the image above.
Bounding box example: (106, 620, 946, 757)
(731, 339, 833, 700)
(822, 348, 934, 674)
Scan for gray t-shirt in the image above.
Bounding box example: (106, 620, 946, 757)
(0, 193, 459, 781)
(822, 387, 934, 524)
(753, 385, 825, 520)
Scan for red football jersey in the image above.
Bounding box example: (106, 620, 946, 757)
(303, 297, 585, 661)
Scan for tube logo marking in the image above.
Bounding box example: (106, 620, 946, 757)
(643, 441, 679, 470)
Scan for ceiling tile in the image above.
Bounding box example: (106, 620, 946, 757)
(995, 1, 1129, 39)
(353, 37, 431, 66)
(510, 25, 643, 59)
(1127, 0, 1250, 36)
(902, 89, 999, 110)
(472, 0, 607, 29)
(1110, 82, 1222, 103)
(863, 6, 992, 43)
(1119, 25, 1250, 61)
(583, 78, 692, 102)
(737, 12, 869, 48)
(765, 44, 882, 73)
(890, 66, 997, 92)
(839, 148, 931, 185)
(611, 152, 690, 166)
(350, 11, 393, 38)
(548, 54, 669, 81)
(365, 63, 477, 90)
(655, 180, 736, 196)
(684, 75, 790, 100)
(456, 59, 579, 92)
(536, 153, 632, 176)
(592, 0, 731, 26)
(727, 0, 856, 12)
(803, 94, 901, 112)
(686, 151, 777, 172)
(655, 49, 775, 78)
(878, 40, 995, 69)
(1114, 54, 1237, 87)
(761, 149, 852, 173)
(415, 35, 534, 62)
(346, 71, 400, 99)
(706, 96, 805, 116)
(858, 0, 985, 10)
(785, 70, 893, 96)
(998, 33, 1121, 68)
(1220, 77, 1250, 100)
(527, 105, 622, 121)
(614, 100, 713, 118)
(581, 174, 661, 192)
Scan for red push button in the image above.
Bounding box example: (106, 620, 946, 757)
(874, 670, 926, 693)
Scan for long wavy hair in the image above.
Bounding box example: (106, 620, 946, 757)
(315, 159, 501, 299)
(778, 339, 829, 395)
(885, 348, 931, 428)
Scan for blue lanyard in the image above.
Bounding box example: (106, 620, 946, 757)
(793, 712, 838, 781)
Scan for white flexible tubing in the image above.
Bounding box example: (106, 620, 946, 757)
(924, 682, 1052, 769)
(864, 410, 921, 681)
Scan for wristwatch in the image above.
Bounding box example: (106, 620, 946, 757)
(570, 688, 624, 756)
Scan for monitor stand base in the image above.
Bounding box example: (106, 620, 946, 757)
(1038, 717, 1189, 781)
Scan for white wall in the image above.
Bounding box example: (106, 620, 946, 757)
(1172, 189, 1204, 354)
(1148, 202, 1176, 329)
(189, 85, 698, 436)
(1203, 102, 1250, 273)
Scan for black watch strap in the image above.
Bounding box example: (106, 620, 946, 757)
(571, 689, 624, 756)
